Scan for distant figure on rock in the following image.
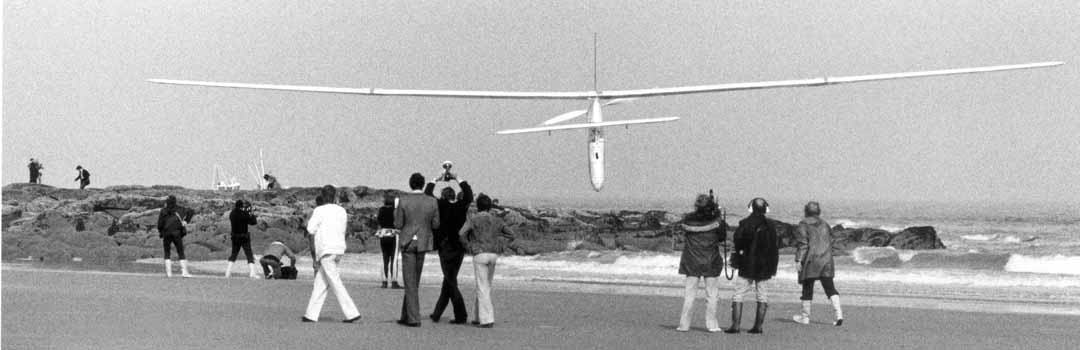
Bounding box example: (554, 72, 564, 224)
(374, 193, 402, 289)
(425, 166, 473, 324)
(675, 192, 729, 332)
(260, 241, 297, 279)
(157, 195, 195, 278)
(792, 201, 844, 326)
(28, 158, 43, 184)
(226, 199, 259, 279)
(74, 166, 90, 189)
(302, 185, 361, 323)
(458, 193, 515, 328)
(263, 174, 280, 189)
(725, 197, 779, 334)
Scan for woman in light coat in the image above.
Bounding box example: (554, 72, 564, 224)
(792, 201, 843, 326)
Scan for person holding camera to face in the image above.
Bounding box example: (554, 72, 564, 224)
(226, 199, 260, 278)
(424, 161, 474, 324)
(675, 192, 729, 332)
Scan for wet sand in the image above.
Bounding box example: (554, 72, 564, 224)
(3, 265, 1078, 349)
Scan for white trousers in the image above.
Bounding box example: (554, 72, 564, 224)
(679, 276, 720, 330)
(304, 254, 360, 321)
(472, 253, 498, 324)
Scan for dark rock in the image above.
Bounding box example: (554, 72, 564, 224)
(833, 228, 892, 250)
(889, 226, 946, 250)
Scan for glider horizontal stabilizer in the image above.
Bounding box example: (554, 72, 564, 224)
(497, 117, 679, 135)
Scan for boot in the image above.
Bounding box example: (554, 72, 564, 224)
(180, 260, 192, 278)
(248, 263, 260, 279)
(793, 300, 811, 325)
(225, 261, 234, 278)
(164, 260, 173, 278)
(723, 302, 742, 334)
(747, 302, 767, 334)
(830, 295, 844, 326)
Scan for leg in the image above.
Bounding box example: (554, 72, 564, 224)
(400, 250, 423, 324)
(321, 255, 360, 320)
(162, 238, 173, 277)
(474, 253, 496, 325)
(748, 280, 768, 334)
(821, 277, 843, 325)
(794, 279, 814, 324)
(241, 238, 254, 264)
(446, 249, 468, 322)
(227, 239, 241, 262)
(431, 249, 453, 320)
(724, 277, 752, 333)
(304, 256, 331, 321)
(259, 256, 273, 278)
(704, 277, 720, 331)
(677, 276, 698, 331)
(380, 237, 395, 282)
(174, 236, 186, 260)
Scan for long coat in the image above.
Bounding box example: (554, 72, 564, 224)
(732, 213, 779, 280)
(794, 216, 835, 281)
(678, 218, 728, 277)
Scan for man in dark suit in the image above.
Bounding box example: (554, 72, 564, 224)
(425, 169, 473, 324)
(394, 172, 440, 327)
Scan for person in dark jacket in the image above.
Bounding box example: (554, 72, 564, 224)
(792, 201, 844, 326)
(28, 158, 43, 184)
(74, 166, 90, 189)
(676, 193, 729, 332)
(458, 193, 514, 328)
(724, 197, 779, 334)
(226, 199, 260, 278)
(425, 170, 473, 324)
(374, 193, 402, 289)
(157, 195, 195, 278)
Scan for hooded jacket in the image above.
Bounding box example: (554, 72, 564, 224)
(678, 215, 728, 277)
(795, 215, 835, 281)
(732, 212, 779, 280)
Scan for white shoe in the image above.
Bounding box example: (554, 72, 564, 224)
(707, 327, 723, 333)
(248, 263, 260, 279)
(164, 260, 173, 278)
(225, 261, 234, 278)
(180, 260, 193, 278)
(793, 300, 812, 324)
(792, 314, 810, 325)
(675, 327, 689, 332)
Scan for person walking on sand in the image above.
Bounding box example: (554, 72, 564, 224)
(302, 185, 362, 323)
(374, 193, 403, 289)
(260, 241, 297, 279)
(394, 172, 440, 327)
(28, 158, 43, 184)
(724, 197, 779, 334)
(458, 193, 515, 328)
(74, 166, 90, 189)
(675, 193, 729, 332)
(792, 201, 844, 326)
(226, 199, 260, 279)
(157, 195, 195, 278)
(426, 164, 474, 324)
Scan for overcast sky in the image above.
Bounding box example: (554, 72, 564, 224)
(4, 1, 1078, 206)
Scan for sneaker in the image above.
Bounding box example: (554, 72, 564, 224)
(793, 315, 810, 325)
(391, 281, 403, 289)
(301, 317, 316, 323)
(675, 327, 689, 332)
(477, 323, 494, 328)
(707, 328, 723, 333)
(343, 315, 362, 323)
(834, 319, 843, 326)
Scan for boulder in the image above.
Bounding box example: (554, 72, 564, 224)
(833, 228, 892, 250)
(889, 226, 946, 250)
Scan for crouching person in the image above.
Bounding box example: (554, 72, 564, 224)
(260, 241, 297, 279)
(725, 197, 779, 334)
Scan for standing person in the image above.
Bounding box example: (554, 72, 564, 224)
(74, 166, 90, 189)
(226, 199, 260, 279)
(425, 164, 473, 324)
(260, 241, 297, 279)
(458, 193, 514, 328)
(302, 185, 362, 323)
(792, 201, 844, 326)
(675, 193, 728, 332)
(157, 195, 195, 278)
(394, 172, 440, 327)
(28, 158, 43, 184)
(263, 174, 280, 189)
(374, 193, 402, 289)
(724, 197, 779, 334)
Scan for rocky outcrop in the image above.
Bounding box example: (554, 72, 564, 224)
(1, 183, 946, 264)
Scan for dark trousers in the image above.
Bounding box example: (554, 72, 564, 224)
(800, 277, 839, 300)
(431, 248, 467, 321)
(228, 236, 254, 263)
(260, 255, 282, 279)
(162, 235, 185, 260)
(30, 171, 39, 184)
(79, 179, 89, 189)
(400, 249, 425, 323)
(380, 237, 397, 281)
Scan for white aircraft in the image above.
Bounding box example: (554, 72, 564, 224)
(148, 58, 1061, 191)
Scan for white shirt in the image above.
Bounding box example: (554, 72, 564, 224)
(307, 203, 348, 257)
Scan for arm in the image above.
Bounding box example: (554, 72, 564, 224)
(718, 219, 729, 244)
(423, 181, 436, 197)
(501, 223, 515, 242)
(459, 180, 474, 206)
(283, 244, 297, 265)
(430, 203, 440, 230)
(306, 208, 321, 235)
(246, 210, 257, 225)
(794, 224, 809, 265)
(457, 219, 473, 251)
(156, 210, 167, 237)
(394, 205, 404, 229)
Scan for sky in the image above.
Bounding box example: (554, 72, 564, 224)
(3, 1, 1078, 208)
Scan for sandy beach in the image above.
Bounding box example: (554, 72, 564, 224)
(3, 264, 1078, 350)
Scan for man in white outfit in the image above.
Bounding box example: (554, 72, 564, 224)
(302, 185, 362, 323)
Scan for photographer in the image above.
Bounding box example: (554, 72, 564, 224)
(226, 199, 260, 279)
(675, 192, 728, 332)
(424, 161, 473, 324)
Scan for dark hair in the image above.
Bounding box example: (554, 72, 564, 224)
(165, 195, 177, 208)
(441, 187, 456, 200)
(685, 194, 719, 221)
(382, 193, 395, 206)
(476, 193, 493, 212)
(409, 173, 425, 190)
(320, 185, 337, 204)
(315, 195, 326, 206)
(804, 201, 821, 217)
(235, 199, 245, 209)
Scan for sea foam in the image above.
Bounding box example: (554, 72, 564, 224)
(1005, 254, 1080, 276)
